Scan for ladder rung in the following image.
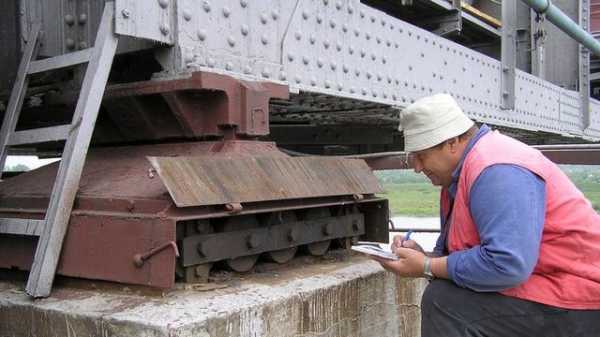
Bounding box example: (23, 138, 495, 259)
(28, 48, 92, 75)
(9, 125, 71, 146)
(0, 218, 43, 236)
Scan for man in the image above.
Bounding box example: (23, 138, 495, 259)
(374, 93, 600, 336)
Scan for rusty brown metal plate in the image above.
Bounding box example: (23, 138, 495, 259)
(148, 156, 383, 207)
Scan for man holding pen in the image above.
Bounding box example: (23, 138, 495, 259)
(373, 93, 600, 336)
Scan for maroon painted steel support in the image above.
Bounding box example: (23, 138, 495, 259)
(104, 71, 289, 139)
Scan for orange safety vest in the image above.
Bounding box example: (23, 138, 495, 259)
(442, 130, 600, 309)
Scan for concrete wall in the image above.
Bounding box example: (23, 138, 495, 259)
(0, 258, 427, 337)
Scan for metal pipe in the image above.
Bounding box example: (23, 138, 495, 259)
(520, 0, 600, 57)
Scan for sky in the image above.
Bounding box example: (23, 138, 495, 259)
(4, 155, 60, 170)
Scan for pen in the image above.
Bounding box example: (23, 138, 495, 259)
(400, 230, 414, 247)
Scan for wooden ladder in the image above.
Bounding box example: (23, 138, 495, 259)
(0, 3, 118, 297)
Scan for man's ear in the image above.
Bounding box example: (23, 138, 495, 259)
(447, 137, 459, 153)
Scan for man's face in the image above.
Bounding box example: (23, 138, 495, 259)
(409, 141, 459, 187)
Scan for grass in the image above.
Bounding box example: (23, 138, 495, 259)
(377, 165, 600, 217)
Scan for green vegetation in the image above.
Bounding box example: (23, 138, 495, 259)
(376, 165, 600, 216)
(4, 164, 30, 172)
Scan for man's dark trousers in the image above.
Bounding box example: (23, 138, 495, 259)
(421, 279, 600, 337)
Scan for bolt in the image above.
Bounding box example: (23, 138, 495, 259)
(247, 233, 262, 249)
(64, 14, 75, 25)
(288, 228, 298, 242)
(158, 0, 169, 9)
(78, 13, 87, 24)
(197, 29, 207, 41)
(160, 24, 170, 36)
(202, 1, 211, 12)
(197, 242, 209, 257)
(322, 223, 333, 236)
(65, 38, 75, 50)
(227, 36, 236, 47)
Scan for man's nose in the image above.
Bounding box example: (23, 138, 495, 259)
(412, 157, 423, 173)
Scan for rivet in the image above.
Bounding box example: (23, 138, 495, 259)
(225, 62, 234, 70)
(272, 10, 279, 20)
(223, 7, 231, 18)
(342, 24, 348, 33)
(262, 68, 270, 77)
(336, 42, 342, 51)
(121, 9, 131, 18)
(376, 37, 381, 44)
(348, 6, 354, 14)
(323, 0, 329, 5)
(337, 83, 343, 91)
(202, 1, 211, 12)
(279, 71, 287, 80)
(243, 66, 252, 74)
(294, 76, 301, 83)
(360, 49, 366, 57)
(348, 46, 354, 54)
(325, 80, 332, 88)
(355, 69, 360, 76)
(350, 87, 355, 93)
(64, 14, 75, 25)
(330, 62, 337, 70)
(240, 0, 248, 8)
(261, 35, 268, 45)
(302, 11, 309, 20)
(366, 72, 372, 79)
(309, 36, 316, 44)
(197, 29, 207, 41)
(78, 41, 87, 49)
(78, 13, 88, 24)
(66, 38, 75, 49)
(241, 25, 249, 36)
(158, 0, 169, 9)
(323, 40, 330, 48)
(354, 29, 360, 37)
(361, 88, 367, 95)
(310, 78, 317, 86)
(247, 233, 262, 249)
(197, 242, 209, 257)
(342, 65, 348, 73)
(365, 33, 371, 40)
(336, 1, 342, 9)
(227, 36, 236, 47)
(370, 16, 376, 23)
(288, 229, 298, 242)
(330, 20, 336, 28)
(207, 58, 216, 67)
(287, 53, 295, 62)
(303, 56, 310, 65)
(360, 11, 365, 18)
(317, 58, 324, 68)
(316, 15, 323, 24)
(183, 10, 192, 21)
(322, 223, 333, 236)
(160, 24, 170, 35)
(295, 31, 302, 40)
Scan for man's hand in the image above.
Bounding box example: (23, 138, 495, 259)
(391, 234, 425, 254)
(373, 247, 426, 278)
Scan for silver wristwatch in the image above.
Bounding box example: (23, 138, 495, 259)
(423, 256, 435, 281)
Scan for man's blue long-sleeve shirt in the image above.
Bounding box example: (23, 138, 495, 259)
(433, 125, 546, 292)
